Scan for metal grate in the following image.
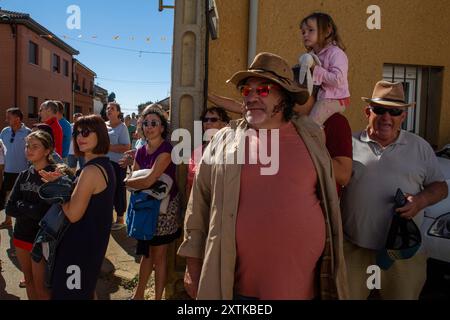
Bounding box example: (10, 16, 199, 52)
(383, 63, 443, 148)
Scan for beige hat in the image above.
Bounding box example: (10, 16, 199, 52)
(227, 52, 309, 105)
(362, 80, 415, 108)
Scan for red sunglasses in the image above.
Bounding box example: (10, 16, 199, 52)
(239, 84, 280, 98)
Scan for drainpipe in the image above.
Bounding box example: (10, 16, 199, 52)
(14, 23, 18, 108)
(248, 0, 259, 67)
(72, 59, 78, 117)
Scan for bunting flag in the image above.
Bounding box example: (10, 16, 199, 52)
(58, 34, 168, 43)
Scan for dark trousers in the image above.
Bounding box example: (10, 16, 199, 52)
(0, 172, 20, 211)
(110, 161, 127, 217)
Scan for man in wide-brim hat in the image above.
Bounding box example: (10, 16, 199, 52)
(341, 80, 448, 299)
(178, 52, 349, 300)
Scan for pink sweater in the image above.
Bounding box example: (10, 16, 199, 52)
(312, 44, 350, 100)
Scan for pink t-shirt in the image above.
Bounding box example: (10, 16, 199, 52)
(234, 122, 326, 300)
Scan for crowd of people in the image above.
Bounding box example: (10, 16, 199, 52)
(0, 11, 447, 300)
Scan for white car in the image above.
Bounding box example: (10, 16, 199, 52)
(420, 146, 450, 298)
(421, 146, 450, 264)
(422, 179, 450, 263)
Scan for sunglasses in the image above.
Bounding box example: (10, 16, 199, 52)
(142, 120, 161, 128)
(370, 106, 405, 117)
(239, 84, 280, 98)
(203, 117, 220, 123)
(72, 128, 94, 138)
(10, 131, 16, 144)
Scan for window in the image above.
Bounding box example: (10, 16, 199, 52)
(63, 59, 69, 77)
(82, 79, 87, 93)
(28, 96, 38, 118)
(29, 41, 38, 65)
(52, 54, 60, 73)
(74, 73, 80, 91)
(75, 106, 82, 114)
(64, 102, 71, 118)
(89, 81, 94, 95)
(383, 64, 444, 149)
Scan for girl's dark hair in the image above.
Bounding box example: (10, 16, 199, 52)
(73, 115, 110, 157)
(141, 104, 169, 139)
(27, 130, 55, 164)
(300, 12, 346, 51)
(32, 123, 54, 143)
(201, 106, 231, 123)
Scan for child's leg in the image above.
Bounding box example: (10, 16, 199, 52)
(32, 258, 51, 300)
(310, 99, 346, 125)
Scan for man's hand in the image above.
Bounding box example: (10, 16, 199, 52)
(396, 181, 448, 219)
(184, 270, 199, 299)
(396, 193, 427, 219)
(184, 257, 202, 299)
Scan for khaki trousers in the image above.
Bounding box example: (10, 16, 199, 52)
(310, 99, 346, 125)
(343, 240, 427, 300)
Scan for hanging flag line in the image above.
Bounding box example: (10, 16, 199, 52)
(96, 77, 170, 85)
(59, 35, 172, 55)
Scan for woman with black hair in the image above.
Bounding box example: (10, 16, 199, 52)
(186, 106, 230, 196)
(125, 105, 181, 300)
(40, 115, 116, 300)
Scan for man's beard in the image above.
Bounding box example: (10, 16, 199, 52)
(243, 100, 284, 126)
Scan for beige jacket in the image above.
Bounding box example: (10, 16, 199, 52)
(177, 115, 349, 300)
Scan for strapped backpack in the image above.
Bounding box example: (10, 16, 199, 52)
(126, 192, 161, 240)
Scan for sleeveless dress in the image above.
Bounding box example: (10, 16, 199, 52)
(51, 156, 116, 300)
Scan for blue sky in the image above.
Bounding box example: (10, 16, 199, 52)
(1, 0, 174, 114)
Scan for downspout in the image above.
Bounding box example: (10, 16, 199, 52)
(9, 21, 18, 108)
(14, 25, 17, 108)
(72, 60, 78, 117)
(204, 0, 210, 112)
(248, 0, 258, 67)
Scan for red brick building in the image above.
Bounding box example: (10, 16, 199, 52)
(73, 59, 96, 116)
(0, 9, 79, 127)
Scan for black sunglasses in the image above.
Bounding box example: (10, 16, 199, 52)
(10, 130, 16, 143)
(203, 117, 220, 123)
(370, 106, 404, 117)
(72, 128, 93, 138)
(142, 120, 161, 128)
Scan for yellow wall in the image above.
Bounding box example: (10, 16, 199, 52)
(208, 0, 450, 147)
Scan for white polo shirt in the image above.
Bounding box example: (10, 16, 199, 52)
(341, 130, 444, 250)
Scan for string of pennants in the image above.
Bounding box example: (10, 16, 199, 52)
(39, 34, 172, 56)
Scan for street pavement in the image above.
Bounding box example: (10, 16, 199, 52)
(0, 209, 154, 300)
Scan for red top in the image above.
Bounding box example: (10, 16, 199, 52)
(323, 113, 353, 197)
(45, 117, 63, 157)
(234, 122, 325, 299)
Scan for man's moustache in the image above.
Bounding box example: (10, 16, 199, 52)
(244, 102, 283, 118)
